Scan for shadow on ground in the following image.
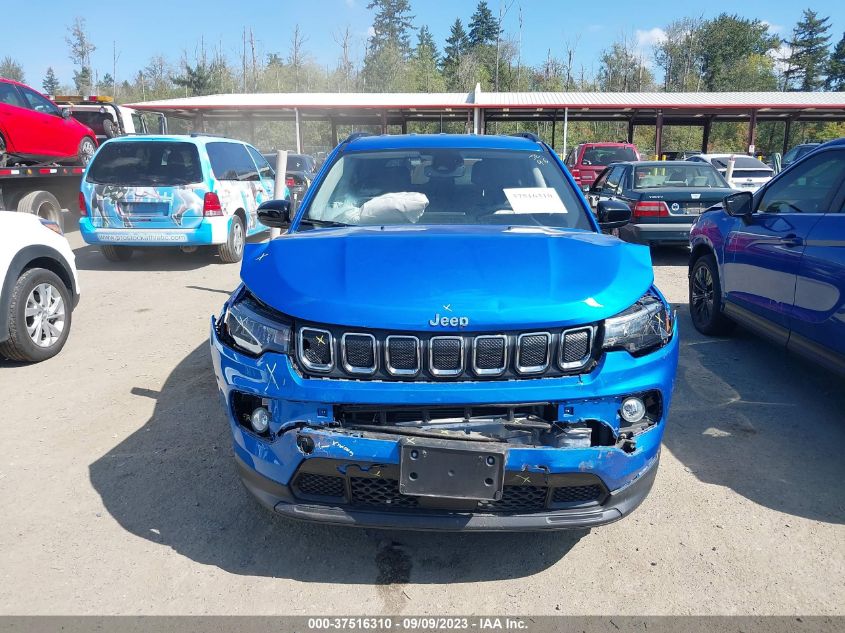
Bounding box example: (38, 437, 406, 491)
(664, 307, 845, 524)
(89, 344, 585, 582)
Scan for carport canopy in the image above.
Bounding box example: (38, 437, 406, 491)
(127, 86, 845, 156)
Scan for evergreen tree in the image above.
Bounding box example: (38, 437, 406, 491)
(411, 26, 443, 92)
(698, 14, 779, 91)
(172, 62, 215, 96)
(442, 18, 469, 89)
(0, 56, 25, 82)
(784, 9, 832, 91)
(366, 0, 415, 57)
(826, 32, 845, 90)
(468, 1, 500, 48)
(42, 67, 60, 94)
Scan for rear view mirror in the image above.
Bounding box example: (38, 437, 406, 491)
(724, 191, 753, 217)
(257, 199, 292, 228)
(596, 200, 631, 230)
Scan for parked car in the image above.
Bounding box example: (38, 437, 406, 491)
(79, 134, 285, 263)
(0, 211, 79, 362)
(781, 142, 822, 169)
(563, 142, 641, 192)
(0, 78, 97, 167)
(689, 138, 845, 374)
(688, 154, 773, 192)
(588, 161, 736, 246)
(210, 133, 679, 531)
(263, 152, 316, 202)
(660, 150, 701, 160)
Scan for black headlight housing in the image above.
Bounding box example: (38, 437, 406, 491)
(221, 288, 292, 356)
(602, 290, 674, 356)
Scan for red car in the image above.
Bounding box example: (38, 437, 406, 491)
(563, 142, 641, 192)
(0, 78, 97, 167)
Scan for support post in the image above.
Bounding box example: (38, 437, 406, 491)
(271, 149, 288, 239)
(381, 110, 387, 135)
(330, 119, 338, 148)
(473, 107, 481, 135)
(562, 107, 569, 157)
(400, 119, 407, 134)
(551, 110, 557, 150)
(747, 109, 757, 156)
(294, 108, 302, 154)
(702, 118, 712, 154)
(247, 116, 255, 146)
(627, 118, 635, 144)
(654, 109, 664, 160)
(782, 117, 793, 156)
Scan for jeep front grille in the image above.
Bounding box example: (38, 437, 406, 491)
(295, 324, 598, 381)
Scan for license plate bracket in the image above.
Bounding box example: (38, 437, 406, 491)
(399, 438, 506, 500)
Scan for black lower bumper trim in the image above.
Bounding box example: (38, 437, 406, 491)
(234, 454, 659, 532)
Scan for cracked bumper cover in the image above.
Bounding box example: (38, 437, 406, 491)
(210, 317, 679, 531)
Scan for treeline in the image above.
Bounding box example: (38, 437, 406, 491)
(1, 1, 844, 154)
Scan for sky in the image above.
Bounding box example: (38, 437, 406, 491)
(4, 0, 845, 91)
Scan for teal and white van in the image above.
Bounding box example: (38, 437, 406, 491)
(79, 134, 285, 263)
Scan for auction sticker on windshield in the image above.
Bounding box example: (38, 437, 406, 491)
(503, 187, 567, 213)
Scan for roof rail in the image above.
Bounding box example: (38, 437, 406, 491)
(189, 132, 227, 138)
(343, 131, 373, 143)
(510, 132, 541, 142)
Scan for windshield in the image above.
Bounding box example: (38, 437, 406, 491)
(711, 156, 771, 171)
(301, 148, 593, 230)
(633, 164, 728, 189)
(87, 141, 202, 186)
(581, 146, 637, 166)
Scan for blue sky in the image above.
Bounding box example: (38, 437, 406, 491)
(4, 0, 844, 91)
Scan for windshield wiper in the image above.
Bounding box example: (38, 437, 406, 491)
(298, 218, 351, 228)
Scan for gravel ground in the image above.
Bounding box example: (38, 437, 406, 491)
(1, 219, 843, 616)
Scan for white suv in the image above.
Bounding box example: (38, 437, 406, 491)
(0, 211, 80, 362)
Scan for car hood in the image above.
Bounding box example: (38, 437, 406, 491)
(241, 225, 654, 331)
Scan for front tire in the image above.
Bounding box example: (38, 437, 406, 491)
(217, 215, 245, 263)
(0, 268, 72, 363)
(78, 136, 96, 166)
(100, 245, 133, 262)
(689, 253, 735, 335)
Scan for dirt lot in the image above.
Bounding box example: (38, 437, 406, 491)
(1, 219, 843, 616)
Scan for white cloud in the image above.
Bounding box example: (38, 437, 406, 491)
(636, 27, 667, 49)
(367, 26, 375, 38)
(761, 20, 783, 34)
(770, 42, 793, 73)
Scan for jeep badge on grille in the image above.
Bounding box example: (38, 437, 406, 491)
(429, 312, 469, 327)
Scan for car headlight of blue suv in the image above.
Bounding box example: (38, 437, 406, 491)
(223, 292, 291, 356)
(603, 292, 674, 356)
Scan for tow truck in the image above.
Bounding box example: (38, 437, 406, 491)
(0, 96, 167, 230)
(53, 95, 167, 143)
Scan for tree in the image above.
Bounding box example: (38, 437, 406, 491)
(366, 0, 415, 57)
(172, 62, 215, 96)
(0, 56, 25, 82)
(410, 25, 444, 92)
(66, 17, 96, 94)
(333, 27, 356, 92)
(468, 1, 500, 48)
(598, 37, 655, 92)
(826, 32, 845, 90)
(42, 67, 60, 94)
(655, 17, 705, 92)
(288, 24, 308, 92)
(698, 14, 779, 91)
(784, 9, 832, 91)
(442, 18, 470, 90)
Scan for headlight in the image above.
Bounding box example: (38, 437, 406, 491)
(223, 291, 292, 356)
(602, 291, 673, 356)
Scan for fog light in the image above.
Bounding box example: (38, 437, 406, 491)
(620, 397, 646, 423)
(250, 407, 270, 433)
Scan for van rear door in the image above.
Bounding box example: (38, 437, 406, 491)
(85, 140, 206, 230)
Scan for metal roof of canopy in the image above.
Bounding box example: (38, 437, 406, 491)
(126, 89, 845, 122)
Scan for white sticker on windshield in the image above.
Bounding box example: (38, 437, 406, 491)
(503, 188, 567, 214)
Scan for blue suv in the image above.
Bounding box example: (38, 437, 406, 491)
(210, 133, 679, 531)
(689, 138, 845, 373)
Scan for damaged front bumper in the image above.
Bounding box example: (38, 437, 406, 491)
(210, 317, 679, 531)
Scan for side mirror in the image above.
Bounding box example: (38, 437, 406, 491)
(724, 191, 753, 218)
(257, 199, 292, 228)
(596, 199, 631, 230)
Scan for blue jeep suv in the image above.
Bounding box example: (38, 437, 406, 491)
(210, 133, 679, 531)
(689, 138, 845, 374)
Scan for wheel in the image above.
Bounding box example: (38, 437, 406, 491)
(100, 245, 133, 262)
(689, 253, 735, 336)
(16, 190, 63, 230)
(77, 136, 96, 166)
(217, 214, 245, 263)
(0, 268, 72, 363)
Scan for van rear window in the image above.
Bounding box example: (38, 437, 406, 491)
(87, 142, 203, 186)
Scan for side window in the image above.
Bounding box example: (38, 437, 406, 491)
(19, 86, 60, 116)
(131, 112, 145, 133)
(564, 149, 574, 167)
(0, 82, 27, 108)
(758, 150, 845, 214)
(207, 142, 258, 181)
(247, 145, 274, 180)
(605, 166, 623, 192)
(591, 168, 610, 191)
